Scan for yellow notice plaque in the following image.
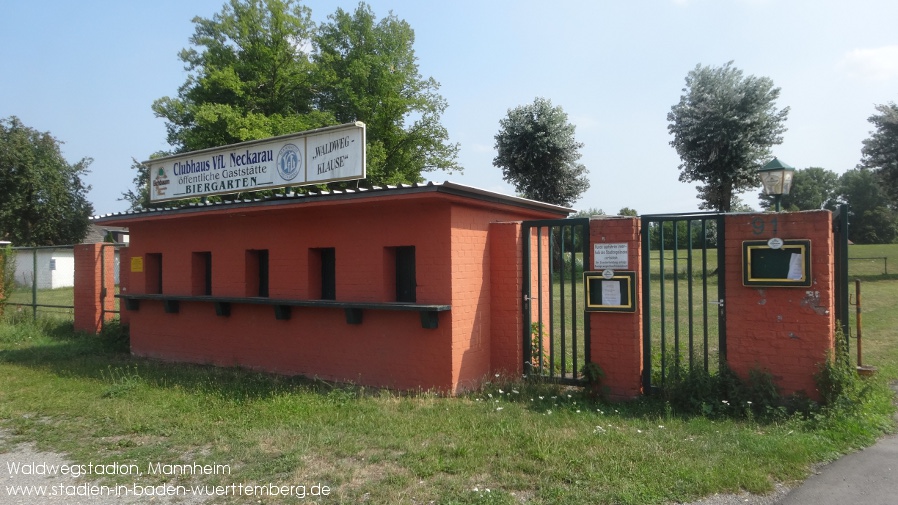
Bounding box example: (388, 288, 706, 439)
(130, 257, 144, 273)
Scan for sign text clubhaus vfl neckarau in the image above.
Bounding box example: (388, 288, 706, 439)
(146, 122, 366, 203)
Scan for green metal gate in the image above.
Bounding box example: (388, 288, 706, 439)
(832, 204, 850, 350)
(522, 218, 591, 383)
(640, 213, 726, 393)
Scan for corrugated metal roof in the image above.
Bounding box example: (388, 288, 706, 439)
(91, 181, 572, 223)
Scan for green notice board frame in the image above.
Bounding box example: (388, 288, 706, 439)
(742, 239, 812, 287)
(584, 271, 636, 312)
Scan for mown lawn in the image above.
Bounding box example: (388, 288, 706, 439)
(0, 246, 895, 504)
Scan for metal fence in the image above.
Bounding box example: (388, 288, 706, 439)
(4, 244, 123, 321)
(6, 245, 76, 319)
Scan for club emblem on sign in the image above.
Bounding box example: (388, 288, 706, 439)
(277, 144, 302, 181)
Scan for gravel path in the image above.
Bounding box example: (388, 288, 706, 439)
(678, 483, 792, 505)
(0, 431, 207, 505)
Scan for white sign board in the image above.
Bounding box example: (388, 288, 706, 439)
(593, 243, 629, 270)
(147, 122, 366, 203)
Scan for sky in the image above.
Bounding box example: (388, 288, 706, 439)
(2, 0, 897, 217)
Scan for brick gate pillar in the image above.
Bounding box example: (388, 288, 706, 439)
(74, 243, 116, 334)
(489, 221, 525, 376)
(724, 211, 835, 400)
(588, 217, 643, 399)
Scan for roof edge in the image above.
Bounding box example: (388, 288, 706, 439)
(92, 181, 572, 224)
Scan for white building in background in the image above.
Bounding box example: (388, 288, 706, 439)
(14, 248, 75, 289)
(11, 226, 129, 289)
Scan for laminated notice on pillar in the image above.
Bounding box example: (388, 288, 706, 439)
(787, 253, 803, 280)
(602, 281, 622, 306)
(594, 243, 628, 270)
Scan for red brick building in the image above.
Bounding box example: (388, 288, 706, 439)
(87, 184, 838, 400)
(94, 182, 569, 393)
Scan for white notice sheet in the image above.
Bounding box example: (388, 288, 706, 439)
(602, 280, 621, 306)
(787, 253, 803, 280)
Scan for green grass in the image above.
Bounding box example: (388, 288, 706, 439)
(645, 247, 722, 383)
(0, 313, 895, 504)
(848, 243, 898, 279)
(4, 285, 120, 319)
(6, 286, 74, 308)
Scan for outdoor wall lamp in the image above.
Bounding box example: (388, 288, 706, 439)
(759, 157, 795, 212)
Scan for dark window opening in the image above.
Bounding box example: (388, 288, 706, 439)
(320, 248, 336, 300)
(309, 248, 336, 300)
(145, 253, 163, 294)
(395, 246, 416, 303)
(246, 249, 269, 297)
(192, 252, 212, 296)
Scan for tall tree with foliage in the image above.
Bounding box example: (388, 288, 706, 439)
(143, 0, 459, 209)
(152, 0, 333, 153)
(859, 102, 898, 202)
(0, 116, 93, 246)
(313, 3, 460, 184)
(668, 62, 789, 212)
(758, 167, 839, 211)
(837, 167, 897, 244)
(493, 97, 590, 207)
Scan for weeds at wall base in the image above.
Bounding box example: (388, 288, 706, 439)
(652, 339, 895, 441)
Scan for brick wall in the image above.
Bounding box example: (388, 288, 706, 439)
(73, 243, 116, 333)
(450, 206, 548, 391)
(98, 191, 564, 393)
(724, 211, 835, 399)
(119, 198, 454, 391)
(488, 222, 524, 377)
(587, 217, 643, 399)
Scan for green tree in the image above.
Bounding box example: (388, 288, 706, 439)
(147, 0, 458, 206)
(571, 208, 605, 218)
(152, 0, 333, 153)
(668, 62, 789, 212)
(312, 3, 460, 184)
(618, 207, 638, 217)
(837, 168, 897, 244)
(648, 220, 717, 250)
(493, 97, 590, 207)
(758, 167, 839, 211)
(0, 116, 93, 246)
(860, 102, 898, 203)
(121, 157, 165, 211)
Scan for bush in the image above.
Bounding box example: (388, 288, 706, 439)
(0, 245, 16, 315)
(814, 335, 873, 412)
(661, 360, 784, 420)
(98, 319, 130, 353)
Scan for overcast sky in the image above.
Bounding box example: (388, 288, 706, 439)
(2, 0, 897, 216)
